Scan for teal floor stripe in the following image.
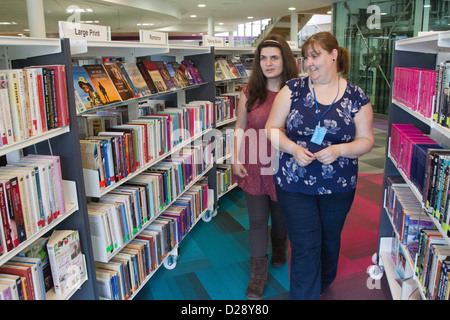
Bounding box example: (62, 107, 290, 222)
(135, 189, 290, 300)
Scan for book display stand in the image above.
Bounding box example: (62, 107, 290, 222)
(0, 37, 97, 300)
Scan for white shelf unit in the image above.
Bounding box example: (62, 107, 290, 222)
(71, 39, 220, 299)
(0, 37, 98, 300)
(378, 30, 450, 300)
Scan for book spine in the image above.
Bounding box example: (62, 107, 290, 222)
(16, 70, 31, 140)
(0, 183, 13, 252)
(7, 71, 24, 142)
(9, 177, 26, 244)
(136, 61, 157, 94)
(34, 70, 48, 133)
(46, 243, 62, 295)
(25, 69, 41, 136)
(51, 66, 69, 127)
(42, 68, 54, 130)
(48, 68, 59, 129)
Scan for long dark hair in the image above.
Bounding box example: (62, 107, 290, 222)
(246, 34, 298, 112)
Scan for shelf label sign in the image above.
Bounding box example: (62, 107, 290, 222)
(202, 36, 225, 47)
(58, 21, 111, 41)
(287, 41, 298, 50)
(139, 30, 168, 45)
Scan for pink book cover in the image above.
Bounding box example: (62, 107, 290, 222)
(390, 124, 422, 162)
(396, 131, 429, 165)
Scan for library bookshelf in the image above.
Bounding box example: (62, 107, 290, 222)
(376, 31, 450, 300)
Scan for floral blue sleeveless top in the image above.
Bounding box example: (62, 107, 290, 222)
(273, 76, 370, 195)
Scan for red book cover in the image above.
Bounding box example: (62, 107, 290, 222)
(8, 176, 26, 244)
(141, 61, 168, 93)
(34, 71, 47, 132)
(0, 263, 35, 300)
(0, 182, 13, 252)
(136, 60, 158, 94)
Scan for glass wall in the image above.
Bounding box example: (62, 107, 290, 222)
(333, 0, 449, 115)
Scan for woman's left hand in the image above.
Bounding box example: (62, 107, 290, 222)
(314, 145, 342, 165)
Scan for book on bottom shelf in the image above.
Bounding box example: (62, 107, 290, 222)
(93, 181, 212, 300)
(46, 230, 87, 296)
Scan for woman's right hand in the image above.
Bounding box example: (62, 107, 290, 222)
(232, 163, 248, 178)
(293, 145, 315, 167)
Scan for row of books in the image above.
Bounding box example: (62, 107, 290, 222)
(415, 229, 450, 300)
(88, 145, 212, 263)
(217, 164, 233, 196)
(0, 155, 66, 256)
(214, 58, 248, 81)
(385, 176, 434, 253)
(73, 59, 205, 113)
(79, 101, 214, 191)
(392, 67, 437, 119)
(389, 123, 450, 237)
(392, 63, 450, 128)
(0, 230, 87, 300)
(434, 61, 450, 127)
(216, 129, 233, 163)
(215, 92, 238, 124)
(390, 123, 439, 181)
(95, 181, 212, 300)
(422, 148, 450, 236)
(0, 65, 69, 146)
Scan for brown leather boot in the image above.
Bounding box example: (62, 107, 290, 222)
(271, 233, 287, 267)
(246, 255, 268, 300)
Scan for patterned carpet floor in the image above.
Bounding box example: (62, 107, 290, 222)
(135, 173, 392, 300)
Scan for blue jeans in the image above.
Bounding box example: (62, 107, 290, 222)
(275, 186, 356, 300)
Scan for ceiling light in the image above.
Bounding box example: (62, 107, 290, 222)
(190, 15, 197, 18)
(247, 16, 253, 19)
(327, 10, 332, 14)
(67, 8, 84, 13)
(67, 7, 93, 13)
(288, 7, 296, 11)
(218, 22, 224, 25)
(198, 4, 206, 7)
